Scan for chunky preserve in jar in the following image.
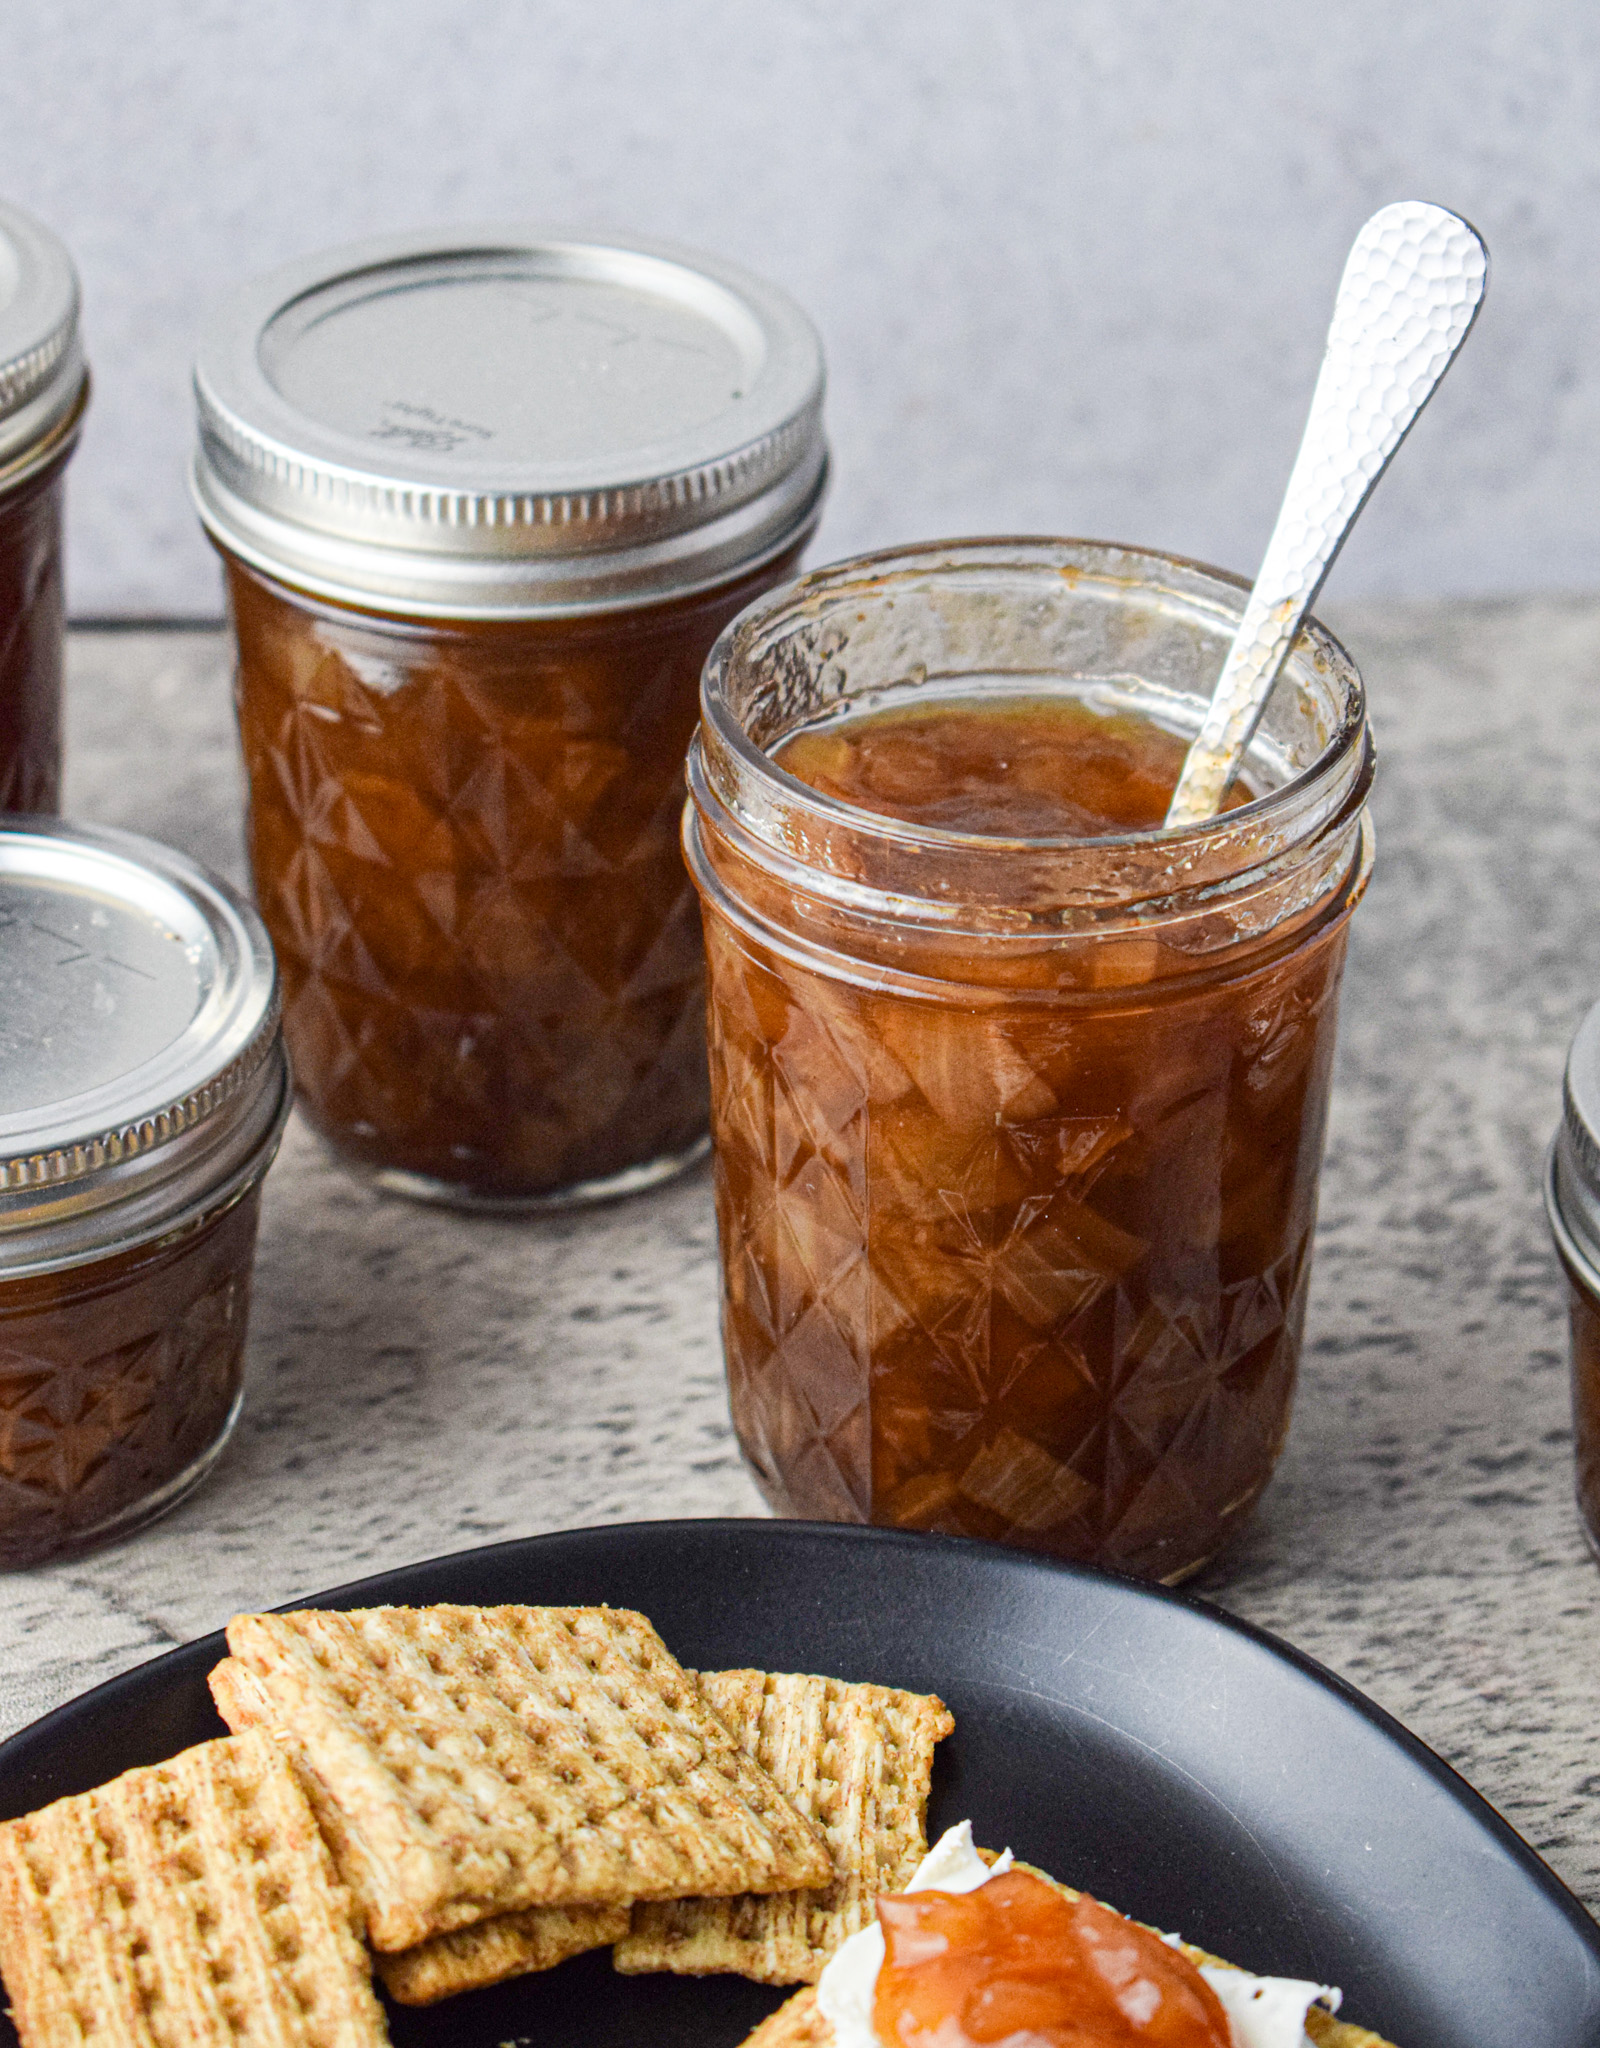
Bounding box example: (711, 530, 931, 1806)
(0, 200, 89, 815)
(1545, 1002, 1600, 1559)
(0, 822, 288, 1566)
(688, 541, 1374, 1582)
(193, 229, 826, 1208)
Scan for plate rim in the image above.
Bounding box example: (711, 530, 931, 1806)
(3, 1516, 1597, 1962)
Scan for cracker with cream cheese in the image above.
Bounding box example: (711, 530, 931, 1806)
(741, 1855, 1398, 2048)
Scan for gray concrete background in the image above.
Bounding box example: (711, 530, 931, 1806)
(7, 603, 1600, 1921)
(4, 0, 1598, 616)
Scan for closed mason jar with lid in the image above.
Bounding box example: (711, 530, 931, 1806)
(0, 199, 90, 816)
(1545, 1002, 1600, 1559)
(688, 540, 1373, 1582)
(192, 227, 827, 1209)
(0, 821, 288, 1566)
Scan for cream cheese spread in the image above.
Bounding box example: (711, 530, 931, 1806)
(815, 1821, 1341, 2048)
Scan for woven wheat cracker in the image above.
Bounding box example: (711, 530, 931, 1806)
(742, 1986, 832, 2047)
(615, 1669, 953, 1985)
(740, 1860, 1397, 2048)
(217, 1652, 627, 2004)
(375, 1900, 628, 2006)
(0, 1730, 387, 2048)
(216, 1606, 831, 1950)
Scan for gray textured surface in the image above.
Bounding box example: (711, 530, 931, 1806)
(4, 612, 1600, 1920)
(4, 2, 1600, 612)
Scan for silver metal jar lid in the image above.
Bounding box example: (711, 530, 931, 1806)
(191, 225, 828, 619)
(0, 198, 89, 484)
(0, 821, 287, 1276)
(1548, 1000, 1600, 1291)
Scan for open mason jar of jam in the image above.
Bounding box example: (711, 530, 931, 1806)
(0, 821, 288, 1566)
(192, 229, 826, 1209)
(0, 200, 90, 816)
(688, 539, 1374, 1582)
(1545, 1002, 1600, 1561)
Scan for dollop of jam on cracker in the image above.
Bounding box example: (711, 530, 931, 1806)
(872, 1869, 1232, 2047)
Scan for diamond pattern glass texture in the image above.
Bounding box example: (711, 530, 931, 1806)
(0, 468, 65, 816)
(0, 1185, 262, 1566)
(704, 905, 1349, 1583)
(226, 554, 798, 1203)
(689, 540, 1372, 1583)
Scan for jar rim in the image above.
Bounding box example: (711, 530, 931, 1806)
(0, 820, 281, 1207)
(0, 197, 87, 477)
(694, 535, 1372, 929)
(191, 224, 829, 618)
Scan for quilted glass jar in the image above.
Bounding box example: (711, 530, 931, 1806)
(0, 199, 90, 815)
(194, 228, 826, 1209)
(1544, 1001, 1600, 1558)
(0, 822, 288, 1566)
(688, 540, 1374, 1582)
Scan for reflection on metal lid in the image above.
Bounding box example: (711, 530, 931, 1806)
(0, 821, 279, 1198)
(192, 226, 827, 617)
(0, 197, 88, 477)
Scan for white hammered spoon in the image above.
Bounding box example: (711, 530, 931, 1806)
(1164, 201, 1488, 829)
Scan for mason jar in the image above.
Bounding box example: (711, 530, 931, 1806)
(0, 821, 288, 1566)
(0, 199, 90, 815)
(192, 228, 826, 1210)
(687, 539, 1374, 1583)
(1545, 1001, 1600, 1558)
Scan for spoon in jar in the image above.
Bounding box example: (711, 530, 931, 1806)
(1164, 201, 1488, 829)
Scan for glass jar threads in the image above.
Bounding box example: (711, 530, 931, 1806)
(0, 200, 90, 816)
(0, 821, 288, 1566)
(1545, 1002, 1600, 1558)
(192, 228, 827, 1209)
(687, 539, 1374, 1583)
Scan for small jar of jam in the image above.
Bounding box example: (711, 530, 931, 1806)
(0, 200, 90, 815)
(688, 538, 1374, 1582)
(0, 820, 288, 1566)
(1545, 1003, 1600, 1559)
(192, 229, 826, 1209)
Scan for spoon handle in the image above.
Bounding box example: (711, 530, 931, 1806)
(1164, 202, 1488, 829)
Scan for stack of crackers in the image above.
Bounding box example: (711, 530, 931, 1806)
(0, 1603, 953, 2045)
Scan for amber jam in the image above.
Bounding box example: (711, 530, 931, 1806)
(0, 200, 88, 818)
(1564, 1270, 1600, 1552)
(0, 460, 68, 815)
(874, 1872, 1231, 2048)
(776, 697, 1254, 838)
(1545, 1000, 1600, 1563)
(225, 549, 799, 1206)
(689, 540, 1372, 1581)
(0, 1184, 265, 1567)
(0, 819, 286, 1567)
(195, 226, 827, 1209)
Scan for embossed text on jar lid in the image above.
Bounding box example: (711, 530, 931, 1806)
(191, 225, 828, 617)
(1550, 999, 1600, 1289)
(0, 198, 89, 481)
(0, 822, 281, 1227)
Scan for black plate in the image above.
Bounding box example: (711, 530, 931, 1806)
(1, 1520, 1596, 2047)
